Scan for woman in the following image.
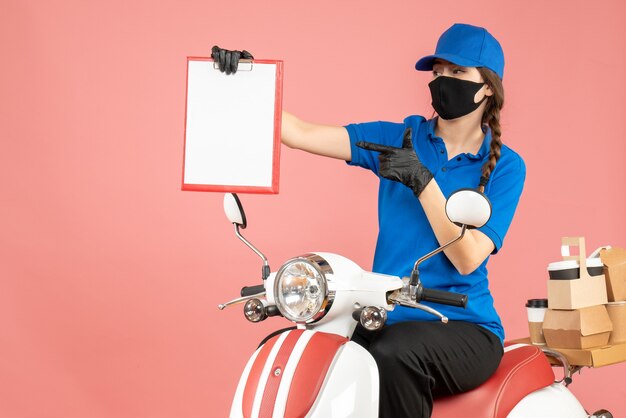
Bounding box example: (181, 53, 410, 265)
(213, 22, 526, 418)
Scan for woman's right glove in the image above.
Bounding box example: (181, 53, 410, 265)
(356, 128, 434, 197)
(211, 45, 254, 75)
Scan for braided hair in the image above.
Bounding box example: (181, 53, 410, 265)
(476, 67, 504, 193)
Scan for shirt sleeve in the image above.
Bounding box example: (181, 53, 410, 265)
(478, 150, 526, 253)
(344, 121, 406, 174)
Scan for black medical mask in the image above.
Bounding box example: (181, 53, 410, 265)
(429, 76, 487, 120)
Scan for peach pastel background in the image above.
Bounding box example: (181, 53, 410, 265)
(1, 0, 625, 417)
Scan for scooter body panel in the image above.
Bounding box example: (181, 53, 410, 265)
(507, 383, 587, 417)
(230, 330, 376, 418)
(306, 341, 379, 418)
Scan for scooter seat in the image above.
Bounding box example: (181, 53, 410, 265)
(431, 343, 555, 418)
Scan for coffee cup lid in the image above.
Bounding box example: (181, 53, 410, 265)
(547, 258, 603, 270)
(526, 299, 548, 308)
(547, 260, 577, 271)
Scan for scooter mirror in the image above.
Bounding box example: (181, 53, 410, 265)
(445, 189, 492, 229)
(223, 193, 247, 229)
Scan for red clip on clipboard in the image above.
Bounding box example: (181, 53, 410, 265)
(182, 57, 283, 194)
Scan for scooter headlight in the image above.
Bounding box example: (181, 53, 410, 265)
(274, 254, 332, 323)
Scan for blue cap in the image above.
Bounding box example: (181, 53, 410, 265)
(415, 23, 505, 79)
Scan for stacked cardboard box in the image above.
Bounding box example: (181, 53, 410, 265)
(601, 247, 626, 345)
(601, 247, 626, 302)
(543, 237, 612, 349)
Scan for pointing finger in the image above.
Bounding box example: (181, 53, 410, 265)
(356, 141, 397, 153)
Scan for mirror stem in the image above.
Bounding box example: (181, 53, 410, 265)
(234, 224, 270, 280)
(410, 225, 468, 294)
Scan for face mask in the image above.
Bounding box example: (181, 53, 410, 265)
(429, 76, 487, 120)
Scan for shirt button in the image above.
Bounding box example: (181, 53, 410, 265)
(442, 167, 447, 172)
(456, 157, 462, 161)
(440, 149, 445, 154)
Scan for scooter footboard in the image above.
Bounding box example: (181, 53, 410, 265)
(230, 329, 378, 418)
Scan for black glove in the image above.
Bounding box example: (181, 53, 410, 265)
(357, 128, 434, 197)
(211, 45, 254, 75)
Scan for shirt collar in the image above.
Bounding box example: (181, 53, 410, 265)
(427, 117, 492, 160)
(426, 117, 440, 141)
(469, 127, 491, 160)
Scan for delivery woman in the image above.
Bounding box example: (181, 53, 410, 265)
(212, 22, 526, 418)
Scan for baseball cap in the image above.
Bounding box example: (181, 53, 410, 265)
(415, 23, 505, 79)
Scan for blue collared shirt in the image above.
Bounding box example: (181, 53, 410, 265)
(345, 116, 526, 342)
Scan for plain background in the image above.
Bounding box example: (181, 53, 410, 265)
(1, 0, 625, 417)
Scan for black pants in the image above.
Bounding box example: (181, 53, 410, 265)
(352, 321, 503, 418)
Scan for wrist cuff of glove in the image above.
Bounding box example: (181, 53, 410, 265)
(411, 170, 434, 197)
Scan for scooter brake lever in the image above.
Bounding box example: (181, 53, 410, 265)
(218, 292, 266, 310)
(388, 290, 448, 323)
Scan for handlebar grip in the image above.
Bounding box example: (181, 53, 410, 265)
(240, 284, 265, 297)
(420, 288, 468, 308)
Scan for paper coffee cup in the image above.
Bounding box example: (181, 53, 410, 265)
(526, 299, 548, 345)
(547, 258, 604, 280)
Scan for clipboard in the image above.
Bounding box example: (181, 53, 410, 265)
(182, 57, 283, 193)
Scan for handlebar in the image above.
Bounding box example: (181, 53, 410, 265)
(240, 284, 265, 297)
(418, 287, 468, 308)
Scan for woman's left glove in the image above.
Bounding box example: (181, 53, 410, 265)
(211, 45, 254, 75)
(356, 128, 433, 197)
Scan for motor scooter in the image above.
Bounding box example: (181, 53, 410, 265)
(217, 190, 613, 418)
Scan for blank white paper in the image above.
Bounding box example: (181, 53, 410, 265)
(183, 60, 279, 190)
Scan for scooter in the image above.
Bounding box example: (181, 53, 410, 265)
(217, 190, 613, 418)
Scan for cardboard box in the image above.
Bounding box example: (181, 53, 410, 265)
(549, 343, 626, 367)
(606, 301, 626, 344)
(600, 247, 626, 302)
(547, 237, 608, 310)
(543, 305, 613, 349)
(547, 275, 608, 309)
(508, 337, 626, 367)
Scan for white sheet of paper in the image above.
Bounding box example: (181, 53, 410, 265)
(183, 59, 280, 192)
